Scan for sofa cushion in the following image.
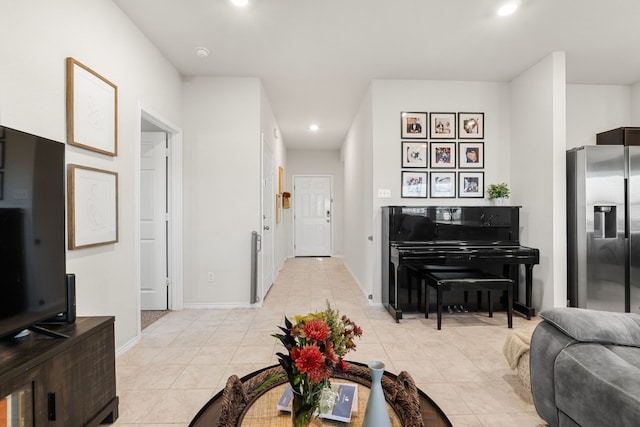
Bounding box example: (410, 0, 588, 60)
(554, 343, 640, 427)
(540, 308, 640, 347)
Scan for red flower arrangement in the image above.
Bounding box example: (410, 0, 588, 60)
(272, 302, 362, 426)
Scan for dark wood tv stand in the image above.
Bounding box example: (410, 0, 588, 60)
(0, 317, 119, 425)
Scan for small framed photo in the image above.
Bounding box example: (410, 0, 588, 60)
(430, 142, 456, 168)
(458, 112, 484, 139)
(458, 172, 484, 198)
(0, 141, 4, 169)
(459, 142, 484, 168)
(401, 141, 428, 168)
(430, 172, 456, 198)
(401, 171, 428, 198)
(430, 113, 456, 139)
(401, 112, 428, 139)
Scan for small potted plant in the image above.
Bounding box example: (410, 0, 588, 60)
(487, 182, 510, 205)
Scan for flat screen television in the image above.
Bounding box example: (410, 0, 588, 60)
(0, 125, 66, 339)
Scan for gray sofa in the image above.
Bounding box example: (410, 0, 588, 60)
(530, 307, 640, 427)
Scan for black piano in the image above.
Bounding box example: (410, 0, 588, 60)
(382, 205, 540, 322)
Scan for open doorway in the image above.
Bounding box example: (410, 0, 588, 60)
(138, 108, 183, 330)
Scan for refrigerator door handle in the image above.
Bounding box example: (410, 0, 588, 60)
(625, 178, 630, 239)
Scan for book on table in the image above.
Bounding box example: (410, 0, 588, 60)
(277, 383, 358, 423)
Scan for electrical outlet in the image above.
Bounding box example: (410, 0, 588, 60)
(207, 272, 214, 283)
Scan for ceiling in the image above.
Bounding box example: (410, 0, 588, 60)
(114, 0, 640, 150)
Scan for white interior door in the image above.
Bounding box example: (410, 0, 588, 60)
(294, 176, 332, 256)
(140, 132, 168, 310)
(261, 139, 275, 297)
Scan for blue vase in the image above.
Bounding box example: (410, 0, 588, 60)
(362, 361, 392, 427)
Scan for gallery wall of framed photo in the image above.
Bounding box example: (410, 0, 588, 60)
(400, 111, 485, 199)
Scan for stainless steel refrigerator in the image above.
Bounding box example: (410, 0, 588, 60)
(567, 145, 640, 313)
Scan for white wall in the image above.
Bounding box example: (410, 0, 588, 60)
(567, 84, 631, 149)
(179, 80, 285, 307)
(342, 87, 374, 296)
(0, 0, 183, 349)
(182, 77, 263, 306)
(631, 82, 640, 124)
(285, 150, 345, 257)
(510, 52, 566, 311)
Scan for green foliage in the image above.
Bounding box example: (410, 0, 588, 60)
(487, 182, 510, 199)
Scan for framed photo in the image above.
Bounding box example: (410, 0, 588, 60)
(0, 141, 4, 169)
(0, 127, 5, 139)
(67, 164, 118, 249)
(0, 171, 3, 200)
(430, 142, 456, 168)
(459, 142, 484, 168)
(458, 112, 484, 139)
(458, 172, 484, 198)
(401, 141, 428, 168)
(66, 57, 118, 156)
(401, 171, 428, 198)
(430, 113, 456, 139)
(401, 112, 428, 139)
(430, 172, 455, 198)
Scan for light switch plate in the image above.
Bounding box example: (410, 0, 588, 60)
(377, 188, 391, 198)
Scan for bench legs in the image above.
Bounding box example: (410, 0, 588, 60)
(425, 282, 513, 330)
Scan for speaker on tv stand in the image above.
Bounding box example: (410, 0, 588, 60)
(44, 273, 76, 324)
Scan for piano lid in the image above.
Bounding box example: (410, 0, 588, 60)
(383, 205, 521, 244)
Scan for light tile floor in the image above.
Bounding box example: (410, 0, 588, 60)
(114, 257, 546, 427)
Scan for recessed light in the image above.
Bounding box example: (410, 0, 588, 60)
(230, 0, 248, 7)
(309, 124, 319, 132)
(194, 47, 210, 58)
(497, 2, 519, 16)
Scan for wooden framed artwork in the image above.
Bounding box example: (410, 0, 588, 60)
(278, 166, 284, 193)
(66, 57, 118, 156)
(430, 113, 456, 139)
(458, 112, 484, 139)
(401, 171, 428, 198)
(458, 171, 484, 198)
(67, 164, 118, 249)
(401, 141, 428, 168)
(401, 112, 428, 139)
(276, 193, 282, 224)
(430, 142, 456, 168)
(430, 172, 455, 198)
(458, 142, 484, 168)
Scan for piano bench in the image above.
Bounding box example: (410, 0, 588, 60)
(406, 265, 476, 311)
(423, 270, 514, 330)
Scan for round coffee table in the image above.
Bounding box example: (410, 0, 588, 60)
(190, 362, 452, 427)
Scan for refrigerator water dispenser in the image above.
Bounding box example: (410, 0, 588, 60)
(594, 205, 617, 239)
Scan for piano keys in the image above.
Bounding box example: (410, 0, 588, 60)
(382, 206, 540, 322)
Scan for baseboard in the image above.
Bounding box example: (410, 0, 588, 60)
(342, 262, 376, 302)
(116, 334, 140, 357)
(183, 302, 257, 309)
